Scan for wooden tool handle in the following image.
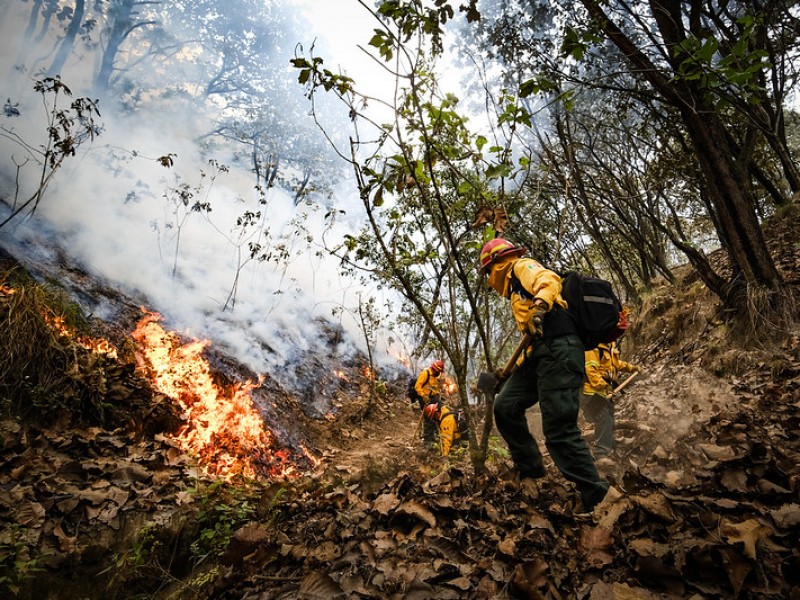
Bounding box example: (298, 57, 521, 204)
(499, 333, 533, 378)
(612, 371, 639, 394)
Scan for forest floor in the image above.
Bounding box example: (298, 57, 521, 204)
(262, 342, 798, 600)
(1, 211, 800, 599)
(192, 211, 800, 599)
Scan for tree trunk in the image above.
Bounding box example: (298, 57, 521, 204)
(680, 108, 783, 296)
(94, 0, 133, 95)
(579, 0, 786, 311)
(49, 0, 85, 78)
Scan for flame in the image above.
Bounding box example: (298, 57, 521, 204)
(441, 376, 458, 395)
(362, 365, 376, 380)
(46, 314, 119, 358)
(390, 349, 411, 370)
(333, 369, 348, 381)
(1, 283, 117, 356)
(132, 309, 305, 480)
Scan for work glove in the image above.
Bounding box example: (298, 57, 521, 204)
(492, 369, 508, 394)
(525, 300, 548, 338)
(633, 365, 643, 373)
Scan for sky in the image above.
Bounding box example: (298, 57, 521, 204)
(0, 0, 428, 384)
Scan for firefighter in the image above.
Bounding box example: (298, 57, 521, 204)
(415, 360, 444, 448)
(480, 238, 610, 512)
(424, 403, 462, 456)
(582, 342, 642, 463)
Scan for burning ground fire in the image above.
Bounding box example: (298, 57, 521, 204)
(46, 314, 119, 358)
(1, 284, 118, 357)
(132, 310, 316, 480)
(5, 280, 316, 480)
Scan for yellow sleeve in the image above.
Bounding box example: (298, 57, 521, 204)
(415, 370, 430, 399)
(612, 353, 637, 374)
(510, 260, 568, 332)
(514, 259, 567, 310)
(583, 349, 610, 396)
(440, 414, 456, 456)
(428, 374, 441, 396)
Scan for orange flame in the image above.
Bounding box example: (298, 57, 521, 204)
(46, 314, 119, 358)
(391, 350, 411, 370)
(441, 376, 458, 395)
(132, 309, 304, 480)
(1, 283, 117, 356)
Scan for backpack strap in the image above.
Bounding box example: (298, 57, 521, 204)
(509, 269, 577, 340)
(509, 269, 534, 301)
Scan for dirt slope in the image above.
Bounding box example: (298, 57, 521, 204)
(2, 211, 799, 599)
(201, 212, 800, 599)
(204, 347, 798, 599)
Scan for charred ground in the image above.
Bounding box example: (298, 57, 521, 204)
(1, 210, 799, 599)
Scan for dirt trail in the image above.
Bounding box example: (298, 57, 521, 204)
(319, 361, 740, 494)
(311, 395, 437, 488)
(592, 363, 738, 486)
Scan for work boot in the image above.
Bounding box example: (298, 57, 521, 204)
(592, 486, 625, 527)
(595, 456, 615, 469)
(517, 464, 547, 480)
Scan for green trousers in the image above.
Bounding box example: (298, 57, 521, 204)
(494, 335, 609, 511)
(581, 392, 615, 457)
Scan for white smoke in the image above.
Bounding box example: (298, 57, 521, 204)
(0, 0, 407, 381)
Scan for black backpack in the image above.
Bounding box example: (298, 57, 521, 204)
(452, 408, 469, 437)
(406, 377, 419, 402)
(407, 372, 428, 403)
(560, 271, 628, 350)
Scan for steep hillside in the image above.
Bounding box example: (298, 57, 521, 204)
(1, 210, 799, 599)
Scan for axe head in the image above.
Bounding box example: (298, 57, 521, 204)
(477, 371, 502, 395)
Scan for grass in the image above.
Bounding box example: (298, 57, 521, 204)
(0, 269, 115, 424)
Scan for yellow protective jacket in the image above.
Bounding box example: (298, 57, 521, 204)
(583, 344, 638, 397)
(438, 406, 460, 456)
(492, 257, 568, 363)
(415, 367, 441, 401)
(505, 258, 568, 331)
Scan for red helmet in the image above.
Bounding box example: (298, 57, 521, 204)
(423, 403, 439, 419)
(479, 238, 525, 273)
(431, 359, 444, 373)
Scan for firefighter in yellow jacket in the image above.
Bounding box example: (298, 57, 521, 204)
(581, 342, 641, 460)
(415, 360, 444, 447)
(423, 403, 461, 456)
(480, 238, 610, 512)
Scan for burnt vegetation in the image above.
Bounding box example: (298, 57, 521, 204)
(0, 210, 798, 599)
(1, 0, 800, 598)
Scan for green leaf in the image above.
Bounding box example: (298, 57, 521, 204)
(697, 37, 719, 62)
(519, 79, 538, 98)
(369, 31, 386, 48)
